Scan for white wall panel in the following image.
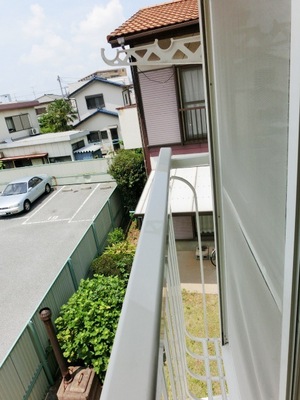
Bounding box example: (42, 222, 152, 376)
(207, 0, 290, 398)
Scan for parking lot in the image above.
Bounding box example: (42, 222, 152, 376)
(0, 182, 116, 364)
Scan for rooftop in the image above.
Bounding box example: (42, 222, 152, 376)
(107, 0, 199, 43)
(0, 101, 39, 111)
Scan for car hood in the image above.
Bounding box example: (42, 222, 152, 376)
(0, 194, 25, 207)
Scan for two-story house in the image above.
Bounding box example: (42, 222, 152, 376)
(102, 0, 212, 240)
(102, 0, 206, 174)
(67, 76, 127, 155)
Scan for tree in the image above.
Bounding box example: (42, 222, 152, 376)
(108, 149, 147, 212)
(39, 99, 77, 133)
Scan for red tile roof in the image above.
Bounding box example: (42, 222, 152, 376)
(107, 0, 199, 41)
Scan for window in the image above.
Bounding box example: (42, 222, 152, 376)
(85, 94, 105, 110)
(49, 156, 72, 163)
(110, 127, 120, 151)
(35, 107, 47, 115)
(87, 131, 101, 143)
(122, 88, 132, 106)
(72, 140, 85, 151)
(5, 114, 31, 133)
(100, 130, 108, 140)
(177, 66, 207, 142)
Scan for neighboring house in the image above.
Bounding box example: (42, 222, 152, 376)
(67, 76, 127, 155)
(103, 0, 211, 240)
(103, 0, 206, 174)
(34, 94, 63, 117)
(0, 75, 131, 167)
(0, 100, 101, 167)
(0, 130, 99, 168)
(79, 68, 130, 85)
(0, 101, 41, 142)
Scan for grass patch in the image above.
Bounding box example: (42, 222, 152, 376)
(181, 290, 224, 398)
(182, 290, 220, 338)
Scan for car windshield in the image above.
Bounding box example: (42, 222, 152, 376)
(2, 182, 27, 196)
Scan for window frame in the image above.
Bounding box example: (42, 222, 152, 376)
(85, 94, 105, 110)
(176, 65, 207, 143)
(5, 114, 31, 133)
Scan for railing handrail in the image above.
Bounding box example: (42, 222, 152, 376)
(101, 148, 172, 400)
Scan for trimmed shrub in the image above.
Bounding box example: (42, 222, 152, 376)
(108, 149, 146, 211)
(55, 274, 126, 381)
(91, 241, 135, 280)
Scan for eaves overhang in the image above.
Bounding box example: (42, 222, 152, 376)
(73, 109, 118, 128)
(68, 77, 124, 97)
(107, 20, 199, 48)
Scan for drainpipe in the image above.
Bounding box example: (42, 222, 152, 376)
(39, 307, 72, 383)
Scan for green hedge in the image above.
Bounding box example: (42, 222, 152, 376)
(55, 274, 126, 381)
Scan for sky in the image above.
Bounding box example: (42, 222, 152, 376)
(0, 0, 162, 102)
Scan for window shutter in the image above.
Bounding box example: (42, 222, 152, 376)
(138, 68, 181, 146)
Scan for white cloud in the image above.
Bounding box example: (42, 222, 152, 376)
(22, 4, 46, 38)
(73, 0, 124, 45)
(20, 0, 124, 70)
(21, 34, 73, 65)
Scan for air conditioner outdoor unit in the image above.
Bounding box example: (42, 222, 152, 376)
(29, 128, 39, 136)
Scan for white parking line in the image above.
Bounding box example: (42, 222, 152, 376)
(22, 186, 66, 225)
(68, 183, 100, 223)
(25, 218, 71, 225)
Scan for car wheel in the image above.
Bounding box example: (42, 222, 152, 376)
(45, 183, 51, 194)
(24, 200, 31, 212)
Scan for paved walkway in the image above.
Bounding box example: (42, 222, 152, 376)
(176, 240, 218, 294)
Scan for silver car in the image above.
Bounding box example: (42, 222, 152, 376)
(0, 174, 52, 216)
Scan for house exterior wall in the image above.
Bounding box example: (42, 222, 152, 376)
(135, 65, 209, 172)
(0, 131, 90, 163)
(75, 113, 119, 133)
(75, 113, 121, 154)
(133, 59, 208, 173)
(71, 81, 125, 116)
(0, 107, 39, 142)
(117, 106, 142, 149)
(0, 141, 76, 160)
(205, 0, 292, 398)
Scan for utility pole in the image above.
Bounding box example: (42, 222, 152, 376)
(57, 75, 64, 98)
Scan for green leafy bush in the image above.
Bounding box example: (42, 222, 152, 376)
(106, 227, 125, 246)
(91, 241, 135, 279)
(55, 274, 126, 381)
(108, 149, 146, 211)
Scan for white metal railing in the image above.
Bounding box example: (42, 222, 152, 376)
(100, 148, 228, 399)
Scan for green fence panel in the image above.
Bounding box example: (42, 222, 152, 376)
(70, 227, 98, 284)
(0, 357, 25, 400)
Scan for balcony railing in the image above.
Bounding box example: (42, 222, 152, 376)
(101, 148, 227, 400)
